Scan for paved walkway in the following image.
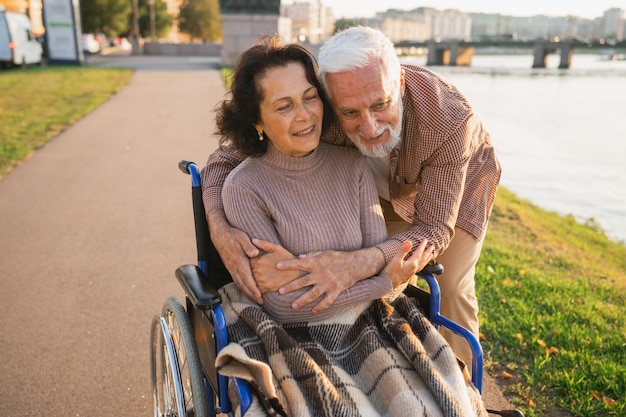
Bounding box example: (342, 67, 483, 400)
(0, 55, 223, 416)
(0, 53, 514, 415)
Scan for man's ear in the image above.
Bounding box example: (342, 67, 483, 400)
(400, 68, 406, 97)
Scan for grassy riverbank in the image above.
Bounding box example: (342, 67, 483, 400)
(1, 66, 624, 417)
(478, 187, 625, 416)
(0, 66, 133, 177)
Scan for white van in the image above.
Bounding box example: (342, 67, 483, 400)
(0, 7, 43, 68)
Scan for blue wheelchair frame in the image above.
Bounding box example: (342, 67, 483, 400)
(173, 160, 487, 416)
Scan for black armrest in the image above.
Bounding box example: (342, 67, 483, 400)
(175, 265, 222, 310)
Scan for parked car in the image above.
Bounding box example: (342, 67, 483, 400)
(0, 6, 44, 68)
(94, 32, 108, 51)
(81, 33, 100, 54)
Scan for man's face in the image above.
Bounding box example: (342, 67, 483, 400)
(326, 61, 404, 157)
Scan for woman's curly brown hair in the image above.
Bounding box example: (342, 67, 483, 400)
(215, 35, 334, 157)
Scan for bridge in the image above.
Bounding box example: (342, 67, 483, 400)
(394, 39, 626, 68)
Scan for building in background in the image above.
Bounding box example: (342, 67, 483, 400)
(365, 8, 430, 43)
(1, 0, 622, 48)
(280, 0, 334, 44)
(602, 8, 624, 41)
(467, 9, 623, 42)
(430, 8, 471, 40)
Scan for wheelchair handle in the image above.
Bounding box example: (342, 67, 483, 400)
(179, 160, 194, 175)
(419, 261, 444, 276)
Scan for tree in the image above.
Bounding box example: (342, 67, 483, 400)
(178, 0, 222, 42)
(80, 0, 130, 37)
(138, 0, 173, 39)
(333, 18, 368, 34)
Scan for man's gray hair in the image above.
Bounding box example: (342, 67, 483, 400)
(318, 26, 402, 99)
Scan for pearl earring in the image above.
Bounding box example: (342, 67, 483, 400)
(258, 131, 264, 141)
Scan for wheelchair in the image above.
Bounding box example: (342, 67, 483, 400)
(150, 160, 523, 417)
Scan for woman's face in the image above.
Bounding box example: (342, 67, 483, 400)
(255, 62, 324, 157)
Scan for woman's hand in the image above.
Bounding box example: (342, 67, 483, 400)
(250, 239, 299, 292)
(384, 240, 434, 288)
(275, 246, 385, 313)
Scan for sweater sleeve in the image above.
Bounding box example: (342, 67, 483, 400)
(201, 143, 247, 213)
(222, 173, 282, 247)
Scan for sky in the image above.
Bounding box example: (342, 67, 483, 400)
(284, 1, 626, 20)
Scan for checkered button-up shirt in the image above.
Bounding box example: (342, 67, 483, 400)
(321, 65, 501, 263)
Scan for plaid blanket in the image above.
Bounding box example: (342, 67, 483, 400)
(216, 283, 487, 417)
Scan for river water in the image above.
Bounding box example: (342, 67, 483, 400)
(401, 53, 626, 244)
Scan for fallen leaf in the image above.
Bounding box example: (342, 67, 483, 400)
(487, 266, 495, 274)
(591, 391, 601, 400)
(501, 298, 507, 304)
(516, 332, 523, 341)
(537, 339, 546, 347)
(546, 346, 560, 354)
(603, 397, 616, 406)
(500, 370, 514, 379)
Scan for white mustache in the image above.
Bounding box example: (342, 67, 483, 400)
(357, 125, 390, 139)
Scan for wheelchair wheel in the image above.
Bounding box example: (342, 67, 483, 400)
(151, 297, 209, 417)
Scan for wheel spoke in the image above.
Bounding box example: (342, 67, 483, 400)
(152, 298, 208, 417)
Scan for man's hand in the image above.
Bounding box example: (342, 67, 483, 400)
(207, 209, 262, 304)
(384, 240, 434, 288)
(250, 239, 299, 293)
(276, 246, 385, 313)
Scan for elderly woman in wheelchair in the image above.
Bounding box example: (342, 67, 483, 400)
(151, 35, 522, 417)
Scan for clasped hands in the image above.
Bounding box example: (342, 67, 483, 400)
(247, 238, 433, 313)
(210, 215, 434, 314)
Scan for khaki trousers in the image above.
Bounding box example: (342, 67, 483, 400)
(381, 199, 482, 369)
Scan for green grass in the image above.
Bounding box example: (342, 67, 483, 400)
(0, 66, 133, 176)
(3, 66, 624, 417)
(478, 187, 625, 416)
(221, 66, 233, 90)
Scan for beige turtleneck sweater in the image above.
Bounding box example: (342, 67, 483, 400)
(222, 141, 393, 323)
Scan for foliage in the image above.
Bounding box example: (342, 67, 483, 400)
(178, 0, 222, 42)
(477, 187, 626, 416)
(80, 0, 131, 37)
(0, 67, 133, 177)
(333, 18, 369, 34)
(137, 0, 173, 39)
